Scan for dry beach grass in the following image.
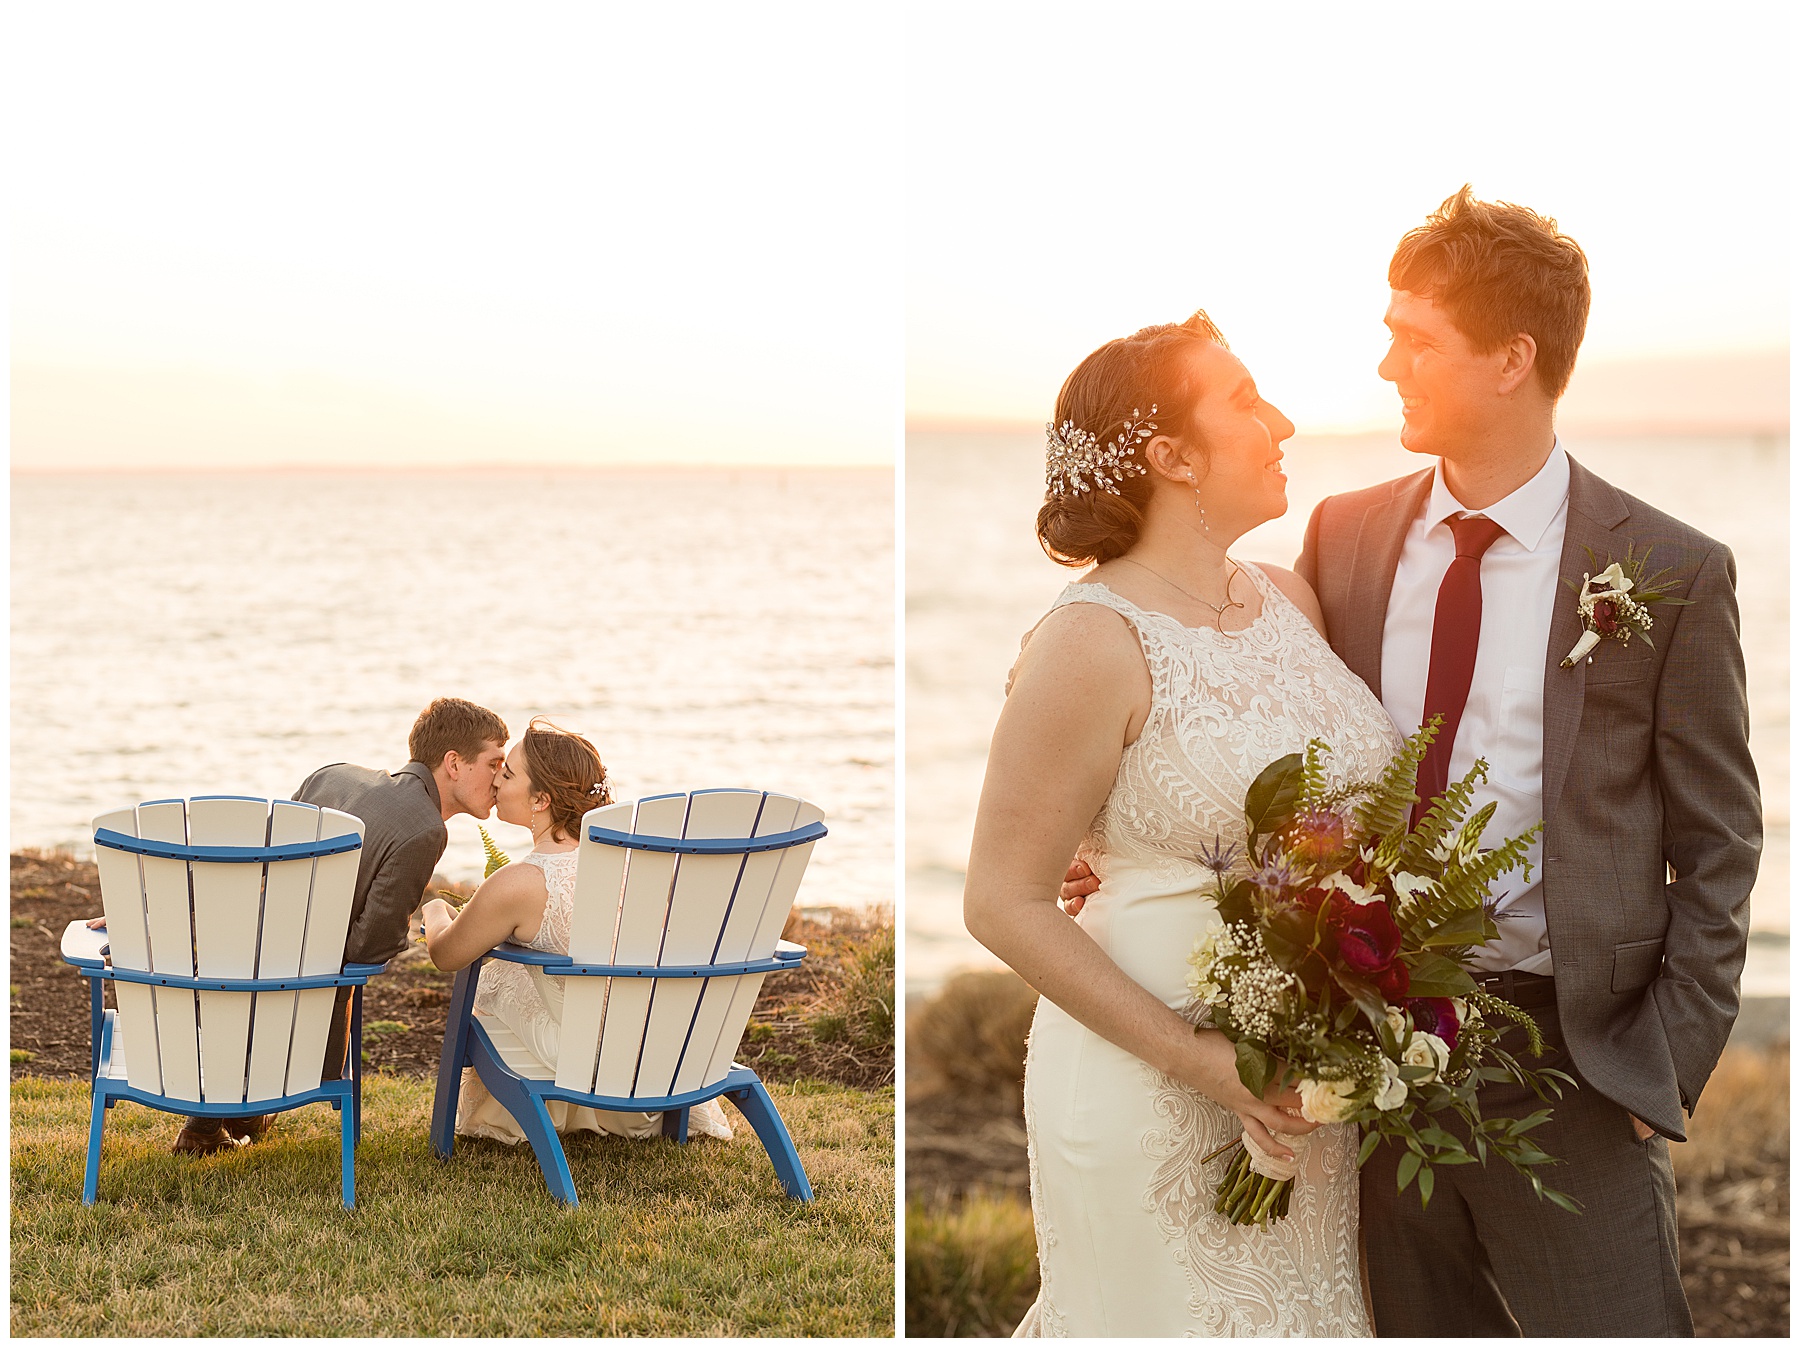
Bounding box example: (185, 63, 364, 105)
(904, 971, 1789, 1337)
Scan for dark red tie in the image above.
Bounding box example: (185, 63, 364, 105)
(1410, 515, 1507, 828)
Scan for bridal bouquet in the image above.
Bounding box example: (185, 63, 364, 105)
(1186, 722, 1577, 1227)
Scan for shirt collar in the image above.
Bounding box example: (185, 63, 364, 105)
(1423, 438, 1570, 553)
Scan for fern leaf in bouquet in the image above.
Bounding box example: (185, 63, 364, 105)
(478, 824, 512, 877)
(1352, 718, 1435, 846)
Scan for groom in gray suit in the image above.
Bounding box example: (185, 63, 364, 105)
(1295, 187, 1760, 1335)
(167, 696, 510, 1153)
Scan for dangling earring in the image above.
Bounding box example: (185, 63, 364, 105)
(1189, 473, 1211, 535)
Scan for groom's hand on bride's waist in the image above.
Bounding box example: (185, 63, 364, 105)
(1059, 859, 1099, 914)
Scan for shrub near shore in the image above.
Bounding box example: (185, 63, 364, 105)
(904, 970, 1788, 1338)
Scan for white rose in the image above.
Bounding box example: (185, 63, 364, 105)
(1400, 1031, 1451, 1082)
(1452, 997, 1474, 1024)
(1383, 1005, 1409, 1039)
(1298, 1076, 1362, 1124)
(1373, 1057, 1409, 1112)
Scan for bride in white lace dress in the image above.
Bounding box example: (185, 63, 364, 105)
(964, 313, 1401, 1336)
(419, 718, 730, 1144)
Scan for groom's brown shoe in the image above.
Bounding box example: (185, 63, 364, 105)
(172, 1118, 247, 1155)
(222, 1115, 274, 1143)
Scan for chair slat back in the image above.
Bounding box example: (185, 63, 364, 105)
(551, 790, 822, 1101)
(93, 806, 163, 1095)
(137, 799, 204, 1101)
(586, 794, 688, 1097)
(553, 800, 635, 1092)
(635, 789, 765, 1098)
(692, 794, 823, 1088)
(188, 796, 272, 1105)
(92, 797, 363, 1105)
(284, 804, 362, 1095)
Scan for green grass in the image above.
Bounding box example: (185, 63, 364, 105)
(12, 1074, 894, 1336)
(905, 1192, 1038, 1337)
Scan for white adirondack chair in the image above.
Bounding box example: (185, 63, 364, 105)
(58, 795, 383, 1206)
(429, 788, 826, 1205)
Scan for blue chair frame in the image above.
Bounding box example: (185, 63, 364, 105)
(428, 816, 825, 1207)
(61, 822, 385, 1208)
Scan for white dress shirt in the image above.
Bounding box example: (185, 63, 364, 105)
(1380, 441, 1570, 974)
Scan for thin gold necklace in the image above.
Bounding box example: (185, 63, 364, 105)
(1118, 556, 1247, 623)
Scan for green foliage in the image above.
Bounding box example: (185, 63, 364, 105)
(361, 1021, 410, 1040)
(12, 1049, 35, 1064)
(11, 915, 35, 928)
(1234, 1039, 1275, 1098)
(905, 1193, 1039, 1337)
(478, 826, 512, 878)
(1243, 753, 1303, 863)
(841, 923, 896, 1049)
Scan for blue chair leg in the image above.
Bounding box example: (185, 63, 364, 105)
(513, 1088, 578, 1207)
(351, 984, 365, 1148)
(82, 1085, 108, 1205)
(340, 1092, 356, 1208)
(430, 961, 483, 1159)
(661, 1106, 690, 1143)
(87, 977, 103, 1081)
(727, 1076, 813, 1201)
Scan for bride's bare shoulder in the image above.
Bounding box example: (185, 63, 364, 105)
(1008, 596, 1145, 699)
(1252, 562, 1326, 632)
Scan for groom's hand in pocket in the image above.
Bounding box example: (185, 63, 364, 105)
(1059, 859, 1099, 914)
(1630, 1114, 1656, 1141)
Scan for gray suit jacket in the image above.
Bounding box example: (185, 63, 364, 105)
(1296, 456, 1761, 1140)
(295, 761, 449, 967)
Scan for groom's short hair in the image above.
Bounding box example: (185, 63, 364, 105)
(408, 698, 508, 770)
(1389, 186, 1591, 399)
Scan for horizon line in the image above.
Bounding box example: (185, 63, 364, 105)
(905, 417, 1792, 439)
(10, 461, 897, 476)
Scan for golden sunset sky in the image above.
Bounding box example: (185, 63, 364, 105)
(906, 5, 1790, 434)
(12, 5, 900, 469)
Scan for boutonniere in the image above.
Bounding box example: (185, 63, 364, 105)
(1560, 544, 1693, 668)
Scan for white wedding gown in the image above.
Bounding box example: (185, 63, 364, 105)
(1015, 566, 1402, 1337)
(456, 849, 733, 1143)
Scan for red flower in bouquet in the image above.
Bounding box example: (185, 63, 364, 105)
(1407, 996, 1462, 1051)
(1328, 895, 1409, 1003)
(1591, 596, 1620, 637)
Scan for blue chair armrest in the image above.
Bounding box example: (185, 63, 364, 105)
(341, 961, 391, 979)
(774, 939, 807, 964)
(483, 942, 570, 968)
(60, 920, 109, 970)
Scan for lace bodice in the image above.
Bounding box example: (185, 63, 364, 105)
(1058, 564, 1402, 873)
(519, 850, 577, 952)
(472, 849, 578, 1049)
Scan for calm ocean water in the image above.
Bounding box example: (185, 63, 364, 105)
(13, 468, 893, 912)
(908, 431, 1789, 996)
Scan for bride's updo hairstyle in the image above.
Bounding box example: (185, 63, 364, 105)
(1037, 310, 1229, 567)
(520, 717, 614, 842)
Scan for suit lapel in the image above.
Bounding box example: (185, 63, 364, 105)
(1541, 457, 1632, 820)
(1340, 469, 1433, 701)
